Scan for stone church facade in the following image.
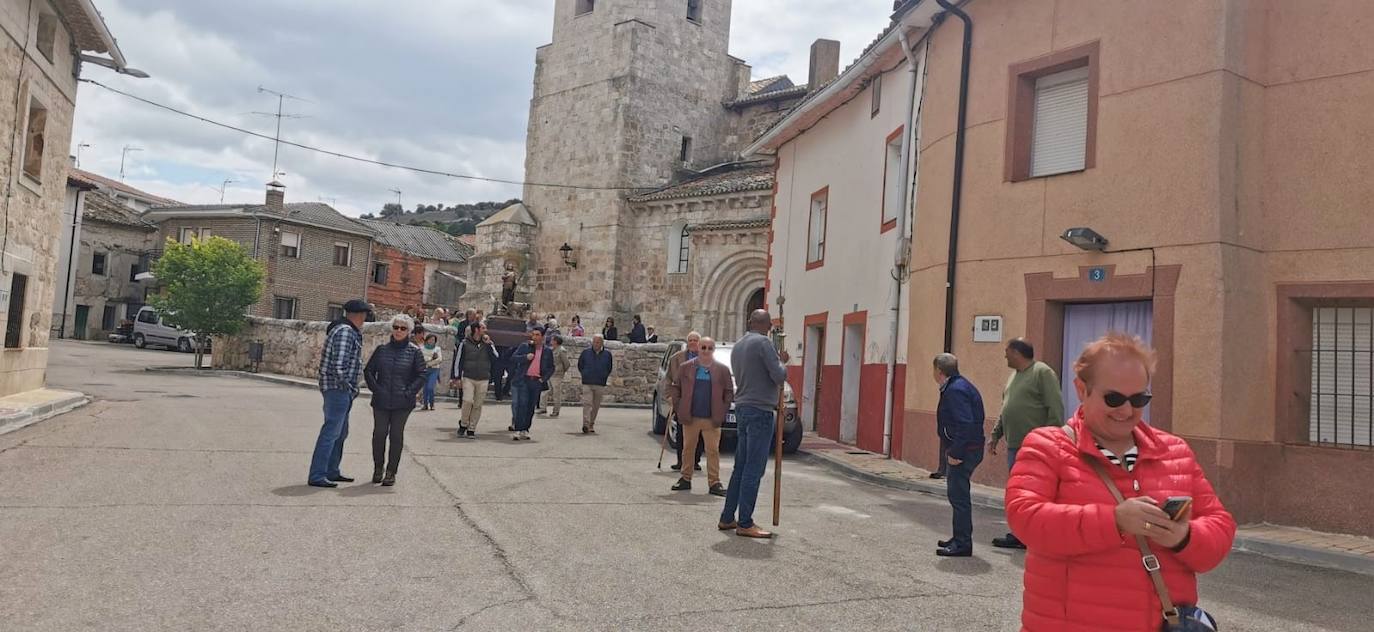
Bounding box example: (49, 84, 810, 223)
(462, 0, 833, 342)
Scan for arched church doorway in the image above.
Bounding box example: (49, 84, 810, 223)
(744, 288, 765, 327)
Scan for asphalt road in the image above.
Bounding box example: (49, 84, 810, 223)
(0, 340, 1370, 631)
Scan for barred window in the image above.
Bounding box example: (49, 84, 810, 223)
(1309, 307, 1373, 446)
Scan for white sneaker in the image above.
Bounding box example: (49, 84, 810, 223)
(520, 431, 531, 441)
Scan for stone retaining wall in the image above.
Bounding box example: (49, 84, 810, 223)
(213, 317, 667, 405)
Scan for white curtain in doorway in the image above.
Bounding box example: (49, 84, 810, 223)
(1061, 301, 1153, 420)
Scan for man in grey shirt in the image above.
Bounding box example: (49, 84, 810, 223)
(720, 309, 790, 538)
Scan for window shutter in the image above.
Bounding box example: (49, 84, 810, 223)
(281, 232, 300, 248)
(1029, 66, 1090, 178)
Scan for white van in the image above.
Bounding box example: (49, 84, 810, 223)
(132, 306, 205, 353)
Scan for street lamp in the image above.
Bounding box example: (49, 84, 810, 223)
(218, 179, 237, 204)
(1060, 227, 1109, 252)
(79, 54, 150, 78)
(559, 242, 578, 269)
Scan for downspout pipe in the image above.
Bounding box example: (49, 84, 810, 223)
(936, 0, 971, 353)
(60, 189, 85, 339)
(883, 28, 922, 457)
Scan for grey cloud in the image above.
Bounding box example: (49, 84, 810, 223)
(75, 0, 898, 215)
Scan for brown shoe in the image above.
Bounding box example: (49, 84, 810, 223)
(736, 526, 774, 539)
(717, 521, 738, 531)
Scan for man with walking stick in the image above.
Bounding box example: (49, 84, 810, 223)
(719, 310, 789, 539)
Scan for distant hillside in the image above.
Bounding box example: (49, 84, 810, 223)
(360, 199, 520, 236)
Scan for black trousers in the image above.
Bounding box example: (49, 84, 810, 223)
(372, 408, 413, 474)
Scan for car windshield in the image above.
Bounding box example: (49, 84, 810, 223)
(695, 345, 735, 388)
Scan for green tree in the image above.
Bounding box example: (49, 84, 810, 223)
(149, 237, 266, 369)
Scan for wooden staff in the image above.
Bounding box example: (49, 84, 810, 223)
(772, 379, 784, 526)
(772, 330, 787, 527)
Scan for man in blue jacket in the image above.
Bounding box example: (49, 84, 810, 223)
(933, 352, 985, 557)
(509, 329, 554, 441)
(577, 334, 613, 433)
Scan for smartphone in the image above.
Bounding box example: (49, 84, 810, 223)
(1162, 496, 1193, 521)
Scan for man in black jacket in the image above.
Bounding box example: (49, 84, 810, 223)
(932, 353, 986, 557)
(509, 329, 554, 441)
(363, 314, 428, 486)
(453, 322, 498, 438)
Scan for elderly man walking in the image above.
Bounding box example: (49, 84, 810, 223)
(719, 310, 789, 539)
(668, 336, 732, 496)
(453, 321, 498, 438)
(988, 338, 1065, 549)
(666, 332, 705, 472)
(578, 334, 613, 433)
(933, 353, 986, 557)
(308, 299, 370, 488)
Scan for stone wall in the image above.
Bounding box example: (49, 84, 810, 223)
(213, 317, 667, 405)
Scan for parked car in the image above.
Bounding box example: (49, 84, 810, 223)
(650, 340, 804, 455)
(132, 306, 209, 353)
(106, 320, 134, 344)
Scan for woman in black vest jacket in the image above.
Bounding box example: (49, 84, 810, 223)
(363, 314, 427, 486)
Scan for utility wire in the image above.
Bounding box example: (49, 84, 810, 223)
(80, 78, 651, 192)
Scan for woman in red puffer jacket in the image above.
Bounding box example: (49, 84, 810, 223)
(1006, 333, 1236, 632)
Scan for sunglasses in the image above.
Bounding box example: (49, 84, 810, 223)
(392, 325, 409, 331)
(1102, 390, 1152, 409)
(700, 346, 715, 351)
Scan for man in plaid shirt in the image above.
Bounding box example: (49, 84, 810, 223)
(308, 299, 371, 487)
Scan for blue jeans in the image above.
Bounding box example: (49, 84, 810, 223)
(1006, 446, 1019, 471)
(512, 380, 542, 431)
(423, 368, 440, 407)
(309, 389, 354, 483)
(946, 448, 984, 549)
(720, 406, 775, 529)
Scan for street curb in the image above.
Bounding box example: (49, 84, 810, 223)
(1233, 534, 1374, 577)
(0, 392, 90, 438)
(143, 367, 654, 409)
(797, 446, 1374, 577)
(795, 448, 1005, 511)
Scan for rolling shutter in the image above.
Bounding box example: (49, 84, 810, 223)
(1029, 66, 1089, 178)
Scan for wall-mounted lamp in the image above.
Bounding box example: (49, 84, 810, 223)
(559, 242, 578, 269)
(1060, 227, 1109, 252)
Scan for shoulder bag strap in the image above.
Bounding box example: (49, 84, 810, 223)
(1062, 426, 1181, 627)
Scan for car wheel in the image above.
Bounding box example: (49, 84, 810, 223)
(177, 337, 193, 353)
(652, 393, 667, 435)
(667, 419, 681, 450)
(133, 333, 146, 349)
(783, 419, 803, 455)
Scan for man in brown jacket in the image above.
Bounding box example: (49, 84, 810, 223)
(666, 332, 705, 472)
(667, 337, 733, 496)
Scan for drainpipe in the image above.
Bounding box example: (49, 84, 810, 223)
(882, 28, 924, 457)
(59, 189, 85, 339)
(936, 0, 972, 354)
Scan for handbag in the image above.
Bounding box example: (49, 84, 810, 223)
(1064, 426, 1220, 631)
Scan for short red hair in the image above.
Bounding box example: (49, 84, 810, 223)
(1072, 332, 1157, 386)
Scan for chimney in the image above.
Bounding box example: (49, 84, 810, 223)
(808, 39, 841, 89)
(265, 180, 285, 210)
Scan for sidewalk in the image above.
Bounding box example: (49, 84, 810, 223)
(143, 366, 653, 409)
(798, 434, 1374, 577)
(0, 388, 89, 437)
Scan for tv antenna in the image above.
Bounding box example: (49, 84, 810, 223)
(252, 86, 310, 182)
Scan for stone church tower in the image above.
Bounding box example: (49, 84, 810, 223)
(523, 0, 749, 322)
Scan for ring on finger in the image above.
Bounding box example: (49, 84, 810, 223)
(1144, 522, 1152, 530)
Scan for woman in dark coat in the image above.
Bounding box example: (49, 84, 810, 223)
(602, 317, 619, 342)
(363, 314, 427, 486)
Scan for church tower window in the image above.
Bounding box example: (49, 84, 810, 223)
(576, 0, 595, 17)
(687, 0, 703, 23)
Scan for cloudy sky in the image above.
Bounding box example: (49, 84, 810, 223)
(74, 0, 898, 216)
